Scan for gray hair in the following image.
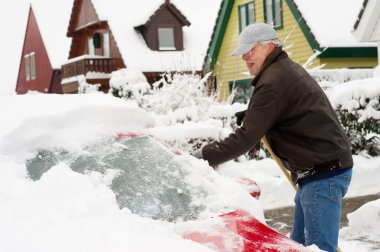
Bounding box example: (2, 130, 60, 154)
(259, 39, 283, 48)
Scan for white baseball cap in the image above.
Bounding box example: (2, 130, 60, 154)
(232, 23, 278, 56)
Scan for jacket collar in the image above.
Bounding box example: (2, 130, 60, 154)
(251, 47, 287, 87)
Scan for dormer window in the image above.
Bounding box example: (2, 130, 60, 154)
(158, 28, 175, 50)
(134, 1, 190, 51)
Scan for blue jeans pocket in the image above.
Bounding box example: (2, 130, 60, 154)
(329, 169, 352, 202)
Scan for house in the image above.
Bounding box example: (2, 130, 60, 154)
(204, 0, 378, 101)
(16, 0, 73, 94)
(352, 0, 380, 66)
(61, 0, 221, 94)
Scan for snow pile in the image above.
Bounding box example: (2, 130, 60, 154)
(340, 199, 380, 250)
(325, 77, 380, 117)
(0, 94, 155, 159)
(0, 161, 214, 252)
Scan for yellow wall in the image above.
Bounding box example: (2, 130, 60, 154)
(214, 0, 376, 101)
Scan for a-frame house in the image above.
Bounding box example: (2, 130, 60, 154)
(61, 0, 221, 93)
(16, 1, 73, 94)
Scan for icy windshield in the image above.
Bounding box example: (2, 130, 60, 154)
(26, 136, 206, 222)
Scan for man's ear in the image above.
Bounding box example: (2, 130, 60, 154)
(268, 42, 276, 50)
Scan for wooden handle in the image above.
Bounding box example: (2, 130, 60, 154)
(261, 136, 297, 190)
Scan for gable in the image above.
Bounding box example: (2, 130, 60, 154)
(145, 3, 190, 27)
(68, 0, 100, 36)
(135, 2, 191, 51)
(16, 7, 53, 94)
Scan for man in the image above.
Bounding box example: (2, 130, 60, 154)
(196, 23, 353, 252)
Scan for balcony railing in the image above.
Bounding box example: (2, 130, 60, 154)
(61, 56, 116, 79)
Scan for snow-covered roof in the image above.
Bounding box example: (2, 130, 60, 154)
(293, 0, 376, 48)
(352, 0, 380, 42)
(90, 0, 221, 72)
(30, 0, 73, 68)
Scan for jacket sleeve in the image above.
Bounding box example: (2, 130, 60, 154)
(202, 83, 282, 166)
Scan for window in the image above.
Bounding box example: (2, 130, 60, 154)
(25, 55, 30, 81)
(24, 52, 36, 81)
(229, 79, 253, 104)
(264, 0, 283, 29)
(93, 33, 101, 48)
(239, 2, 255, 32)
(30, 53, 36, 80)
(158, 28, 175, 50)
(103, 32, 110, 57)
(88, 37, 95, 55)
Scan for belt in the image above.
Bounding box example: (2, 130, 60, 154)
(313, 159, 342, 173)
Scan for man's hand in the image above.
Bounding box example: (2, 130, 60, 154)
(235, 110, 247, 126)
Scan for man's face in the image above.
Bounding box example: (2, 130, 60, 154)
(241, 43, 274, 76)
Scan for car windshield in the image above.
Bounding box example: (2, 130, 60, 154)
(26, 136, 206, 222)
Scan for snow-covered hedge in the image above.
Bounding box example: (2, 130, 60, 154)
(326, 78, 380, 156)
(309, 68, 373, 83)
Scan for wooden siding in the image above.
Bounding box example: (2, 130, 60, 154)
(50, 70, 63, 94)
(76, 0, 99, 30)
(16, 7, 55, 94)
(276, 1, 318, 67)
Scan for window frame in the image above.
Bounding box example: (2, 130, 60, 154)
(263, 0, 283, 30)
(157, 27, 176, 51)
(238, 1, 256, 33)
(103, 32, 110, 57)
(24, 52, 36, 81)
(30, 52, 36, 80)
(24, 54, 30, 81)
(88, 37, 95, 55)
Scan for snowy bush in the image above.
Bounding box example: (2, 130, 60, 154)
(78, 76, 101, 93)
(326, 78, 380, 156)
(109, 68, 151, 106)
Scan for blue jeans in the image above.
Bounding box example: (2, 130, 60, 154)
(290, 168, 352, 252)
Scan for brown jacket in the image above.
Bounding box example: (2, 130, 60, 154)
(202, 48, 353, 182)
